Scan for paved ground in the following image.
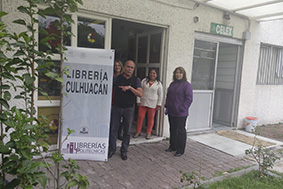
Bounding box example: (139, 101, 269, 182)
(75, 136, 253, 189)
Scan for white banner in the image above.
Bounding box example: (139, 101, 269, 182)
(61, 47, 114, 161)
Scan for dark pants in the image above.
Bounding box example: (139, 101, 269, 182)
(109, 106, 134, 154)
(168, 115, 188, 154)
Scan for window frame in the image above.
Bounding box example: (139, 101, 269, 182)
(35, 7, 112, 108)
(257, 43, 283, 85)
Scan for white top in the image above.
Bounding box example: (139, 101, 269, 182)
(137, 78, 163, 109)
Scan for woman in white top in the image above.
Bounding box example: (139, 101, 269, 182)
(133, 68, 163, 139)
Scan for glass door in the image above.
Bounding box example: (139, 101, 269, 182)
(213, 43, 241, 126)
(188, 40, 218, 131)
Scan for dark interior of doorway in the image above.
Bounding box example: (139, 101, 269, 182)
(111, 19, 161, 137)
(111, 19, 160, 63)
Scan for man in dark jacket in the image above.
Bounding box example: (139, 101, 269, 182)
(108, 60, 143, 160)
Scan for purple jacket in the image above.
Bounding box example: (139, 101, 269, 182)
(165, 80, 193, 117)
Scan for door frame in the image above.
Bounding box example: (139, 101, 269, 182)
(135, 28, 166, 136)
(190, 32, 243, 131)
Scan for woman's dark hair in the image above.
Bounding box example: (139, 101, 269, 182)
(173, 66, 187, 81)
(146, 68, 161, 84)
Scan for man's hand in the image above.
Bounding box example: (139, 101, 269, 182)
(119, 85, 131, 92)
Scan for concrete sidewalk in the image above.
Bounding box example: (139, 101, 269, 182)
(75, 136, 253, 189)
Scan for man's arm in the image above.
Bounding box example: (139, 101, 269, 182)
(129, 86, 142, 97)
(118, 86, 143, 97)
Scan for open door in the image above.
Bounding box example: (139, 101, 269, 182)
(135, 29, 164, 135)
(111, 19, 166, 136)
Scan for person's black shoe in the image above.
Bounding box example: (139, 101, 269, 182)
(108, 151, 115, 159)
(121, 153, 127, 160)
(174, 152, 183, 157)
(165, 148, 176, 152)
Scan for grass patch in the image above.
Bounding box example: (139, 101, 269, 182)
(227, 165, 254, 173)
(199, 170, 283, 189)
(212, 165, 254, 177)
(276, 148, 283, 155)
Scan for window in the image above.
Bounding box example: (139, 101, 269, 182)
(37, 12, 109, 144)
(77, 17, 105, 49)
(38, 14, 71, 53)
(38, 107, 60, 144)
(37, 14, 108, 100)
(191, 40, 217, 90)
(257, 43, 283, 85)
(38, 60, 61, 100)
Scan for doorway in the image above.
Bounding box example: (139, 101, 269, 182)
(188, 34, 242, 132)
(111, 19, 165, 136)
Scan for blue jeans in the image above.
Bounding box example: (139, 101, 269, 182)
(109, 106, 134, 154)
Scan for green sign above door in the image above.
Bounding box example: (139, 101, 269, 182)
(210, 23, 233, 37)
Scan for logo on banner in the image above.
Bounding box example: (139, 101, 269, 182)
(79, 126, 89, 134)
(62, 141, 106, 154)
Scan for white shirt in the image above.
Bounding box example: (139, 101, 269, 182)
(137, 78, 163, 109)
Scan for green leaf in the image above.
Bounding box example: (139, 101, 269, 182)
(23, 74, 35, 85)
(11, 41, 25, 47)
(39, 91, 48, 97)
(0, 11, 8, 18)
(76, 0, 83, 5)
(45, 71, 58, 78)
(37, 173, 47, 188)
(67, 128, 75, 135)
(23, 124, 35, 131)
(55, 77, 64, 83)
(37, 10, 46, 19)
(6, 141, 15, 148)
(65, 180, 79, 188)
(4, 91, 11, 101)
(27, 25, 34, 32)
(19, 32, 30, 43)
(0, 84, 10, 90)
(0, 51, 7, 59)
(39, 28, 48, 35)
(5, 178, 20, 189)
(0, 98, 9, 109)
(43, 7, 56, 15)
(0, 145, 10, 154)
(17, 6, 29, 14)
(14, 95, 24, 99)
(13, 50, 26, 57)
(1, 72, 16, 80)
(13, 19, 26, 26)
(0, 113, 8, 121)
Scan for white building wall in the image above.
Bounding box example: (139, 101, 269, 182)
(78, 0, 248, 136)
(6, 0, 275, 136)
(238, 20, 283, 128)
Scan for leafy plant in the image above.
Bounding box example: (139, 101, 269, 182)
(0, 0, 89, 188)
(245, 136, 280, 177)
(1, 107, 49, 188)
(180, 160, 203, 189)
(180, 171, 201, 189)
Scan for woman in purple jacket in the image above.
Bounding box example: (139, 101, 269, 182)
(165, 67, 193, 157)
